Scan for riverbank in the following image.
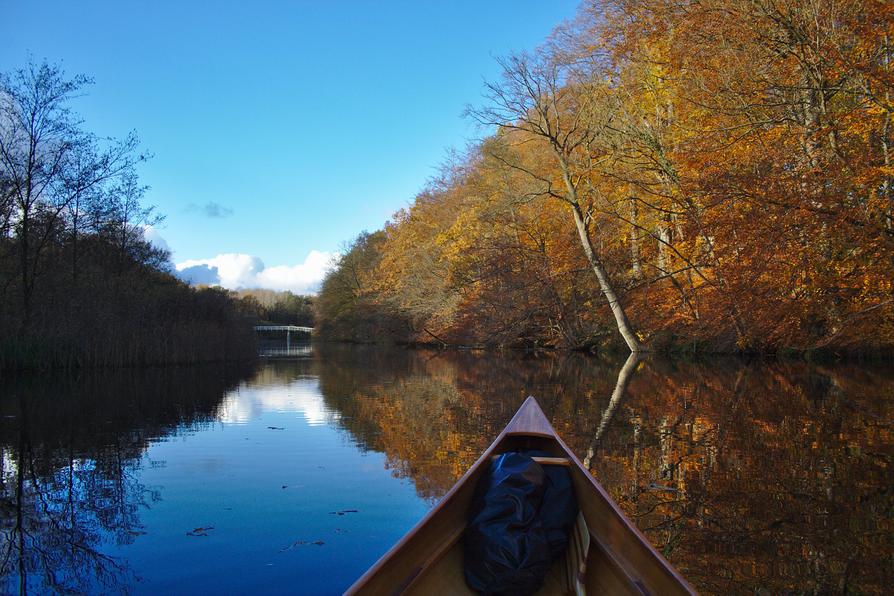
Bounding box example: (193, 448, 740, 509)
(0, 274, 259, 371)
(311, 336, 894, 363)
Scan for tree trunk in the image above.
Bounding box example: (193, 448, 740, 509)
(657, 221, 671, 273)
(19, 203, 31, 335)
(555, 157, 645, 352)
(71, 193, 81, 284)
(629, 197, 643, 279)
(569, 201, 646, 352)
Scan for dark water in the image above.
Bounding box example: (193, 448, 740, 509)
(1, 346, 891, 594)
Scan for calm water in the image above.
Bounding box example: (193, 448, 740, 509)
(1, 346, 891, 594)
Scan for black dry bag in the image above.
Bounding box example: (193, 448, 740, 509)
(463, 451, 578, 595)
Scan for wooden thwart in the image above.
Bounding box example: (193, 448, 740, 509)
(532, 456, 571, 467)
(489, 455, 570, 467)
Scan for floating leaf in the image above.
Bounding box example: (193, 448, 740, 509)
(186, 526, 215, 537)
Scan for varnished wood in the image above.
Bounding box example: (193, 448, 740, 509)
(531, 456, 571, 467)
(503, 396, 556, 436)
(492, 455, 570, 467)
(346, 396, 695, 596)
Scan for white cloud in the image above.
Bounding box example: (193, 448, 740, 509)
(142, 225, 170, 253)
(177, 263, 220, 285)
(175, 250, 336, 294)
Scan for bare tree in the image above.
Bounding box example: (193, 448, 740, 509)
(102, 169, 162, 274)
(467, 51, 646, 352)
(0, 61, 144, 331)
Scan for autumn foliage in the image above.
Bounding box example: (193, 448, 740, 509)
(318, 0, 894, 353)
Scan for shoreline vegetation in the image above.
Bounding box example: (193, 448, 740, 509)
(317, 0, 894, 357)
(0, 62, 260, 370)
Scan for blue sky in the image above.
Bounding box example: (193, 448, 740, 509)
(2, 0, 578, 292)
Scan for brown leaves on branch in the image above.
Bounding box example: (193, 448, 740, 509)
(317, 0, 894, 353)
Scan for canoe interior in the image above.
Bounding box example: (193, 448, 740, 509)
(348, 433, 693, 595)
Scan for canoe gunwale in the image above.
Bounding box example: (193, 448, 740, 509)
(345, 396, 695, 595)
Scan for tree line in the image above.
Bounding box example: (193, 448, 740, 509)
(0, 61, 257, 369)
(317, 0, 894, 354)
(235, 289, 314, 327)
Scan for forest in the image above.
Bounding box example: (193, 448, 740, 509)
(317, 0, 894, 354)
(0, 62, 257, 369)
(235, 289, 315, 327)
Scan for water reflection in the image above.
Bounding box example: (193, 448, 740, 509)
(0, 364, 256, 594)
(0, 349, 891, 594)
(315, 346, 893, 594)
(218, 375, 338, 426)
(258, 345, 313, 359)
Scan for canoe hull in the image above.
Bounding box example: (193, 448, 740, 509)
(346, 397, 695, 595)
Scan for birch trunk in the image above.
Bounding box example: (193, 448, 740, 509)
(569, 201, 645, 352)
(629, 197, 643, 279)
(557, 160, 645, 352)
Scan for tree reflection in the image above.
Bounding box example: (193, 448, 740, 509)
(6, 349, 886, 594)
(583, 351, 641, 469)
(0, 364, 256, 594)
(316, 347, 893, 594)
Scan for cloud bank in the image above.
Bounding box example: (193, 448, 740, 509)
(142, 225, 171, 253)
(175, 251, 335, 294)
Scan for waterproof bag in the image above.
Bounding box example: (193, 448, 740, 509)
(463, 451, 578, 595)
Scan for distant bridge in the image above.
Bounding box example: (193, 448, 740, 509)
(254, 325, 313, 351)
(254, 325, 313, 333)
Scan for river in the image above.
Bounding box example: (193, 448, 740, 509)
(0, 345, 891, 594)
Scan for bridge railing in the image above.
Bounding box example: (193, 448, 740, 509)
(254, 325, 313, 333)
(254, 325, 313, 352)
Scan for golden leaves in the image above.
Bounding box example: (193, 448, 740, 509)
(317, 0, 894, 352)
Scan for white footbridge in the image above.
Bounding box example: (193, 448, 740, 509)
(254, 325, 313, 350)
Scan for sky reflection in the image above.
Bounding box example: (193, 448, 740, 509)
(216, 376, 340, 426)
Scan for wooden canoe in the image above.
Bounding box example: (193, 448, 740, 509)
(346, 396, 695, 595)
